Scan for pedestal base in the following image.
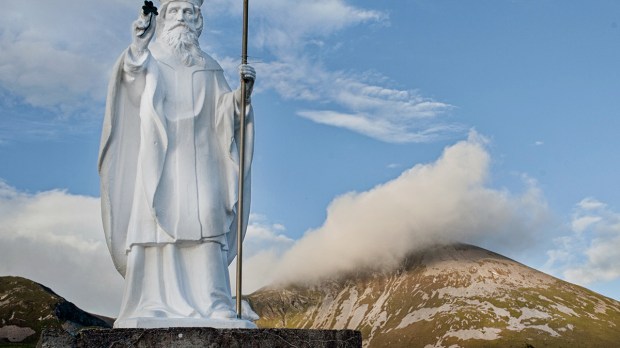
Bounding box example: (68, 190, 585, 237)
(38, 327, 362, 348)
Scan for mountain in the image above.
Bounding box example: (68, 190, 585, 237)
(0, 276, 111, 346)
(248, 243, 620, 348)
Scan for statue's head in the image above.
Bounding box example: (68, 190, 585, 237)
(157, 0, 204, 37)
(157, 0, 205, 66)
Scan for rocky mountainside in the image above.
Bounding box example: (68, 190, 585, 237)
(248, 244, 620, 348)
(0, 276, 111, 346)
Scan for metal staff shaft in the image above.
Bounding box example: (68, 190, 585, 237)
(236, 0, 250, 320)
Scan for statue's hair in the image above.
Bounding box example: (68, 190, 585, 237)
(156, 2, 204, 38)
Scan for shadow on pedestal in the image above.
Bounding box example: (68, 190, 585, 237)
(38, 327, 362, 348)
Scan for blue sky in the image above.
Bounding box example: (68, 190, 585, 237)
(0, 0, 619, 316)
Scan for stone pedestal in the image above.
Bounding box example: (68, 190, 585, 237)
(38, 327, 362, 348)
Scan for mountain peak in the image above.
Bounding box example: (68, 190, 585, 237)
(249, 243, 620, 347)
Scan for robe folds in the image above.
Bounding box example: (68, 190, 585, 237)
(98, 41, 254, 278)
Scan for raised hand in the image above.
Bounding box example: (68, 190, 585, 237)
(132, 4, 157, 53)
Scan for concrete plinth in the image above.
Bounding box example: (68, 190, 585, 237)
(38, 327, 362, 348)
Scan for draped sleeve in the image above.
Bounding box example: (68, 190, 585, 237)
(98, 47, 167, 277)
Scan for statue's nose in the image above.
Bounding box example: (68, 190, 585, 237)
(176, 11, 185, 21)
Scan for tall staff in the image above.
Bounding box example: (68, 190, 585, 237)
(236, 0, 250, 320)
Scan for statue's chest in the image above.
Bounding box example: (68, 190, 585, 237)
(157, 62, 214, 121)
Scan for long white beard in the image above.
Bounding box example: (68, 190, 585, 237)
(160, 24, 205, 67)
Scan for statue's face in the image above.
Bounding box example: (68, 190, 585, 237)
(164, 2, 198, 32)
(158, 0, 205, 66)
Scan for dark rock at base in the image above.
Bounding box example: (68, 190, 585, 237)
(38, 327, 362, 348)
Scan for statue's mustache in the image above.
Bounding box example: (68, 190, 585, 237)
(167, 23, 195, 33)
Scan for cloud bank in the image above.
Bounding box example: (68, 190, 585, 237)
(243, 132, 550, 287)
(0, 182, 124, 317)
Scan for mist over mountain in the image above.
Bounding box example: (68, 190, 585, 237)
(249, 243, 620, 348)
(246, 133, 552, 294)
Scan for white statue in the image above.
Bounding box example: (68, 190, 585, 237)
(98, 0, 256, 328)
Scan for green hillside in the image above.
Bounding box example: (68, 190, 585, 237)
(0, 276, 110, 347)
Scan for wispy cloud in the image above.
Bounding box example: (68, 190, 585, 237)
(545, 198, 620, 285)
(298, 110, 459, 143)
(211, 0, 459, 143)
(254, 44, 458, 144)
(207, 0, 387, 55)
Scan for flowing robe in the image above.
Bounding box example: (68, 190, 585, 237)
(98, 41, 253, 304)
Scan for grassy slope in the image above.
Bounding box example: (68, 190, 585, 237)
(0, 277, 64, 345)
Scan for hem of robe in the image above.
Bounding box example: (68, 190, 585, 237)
(117, 243, 235, 325)
(114, 317, 257, 329)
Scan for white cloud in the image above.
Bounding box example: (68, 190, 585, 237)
(0, 1, 132, 105)
(207, 0, 387, 55)
(243, 214, 295, 259)
(546, 198, 620, 286)
(571, 215, 602, 234)
(577, 197, 607, 211)
(0, 181, 124, 317)
(0, 1, 136, 141)
(229, 214, 294, 294)
(253, 131, 550, 286)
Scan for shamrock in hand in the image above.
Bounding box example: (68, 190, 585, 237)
(142, 1, 159, 16)
(137, 1, 158, 38)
